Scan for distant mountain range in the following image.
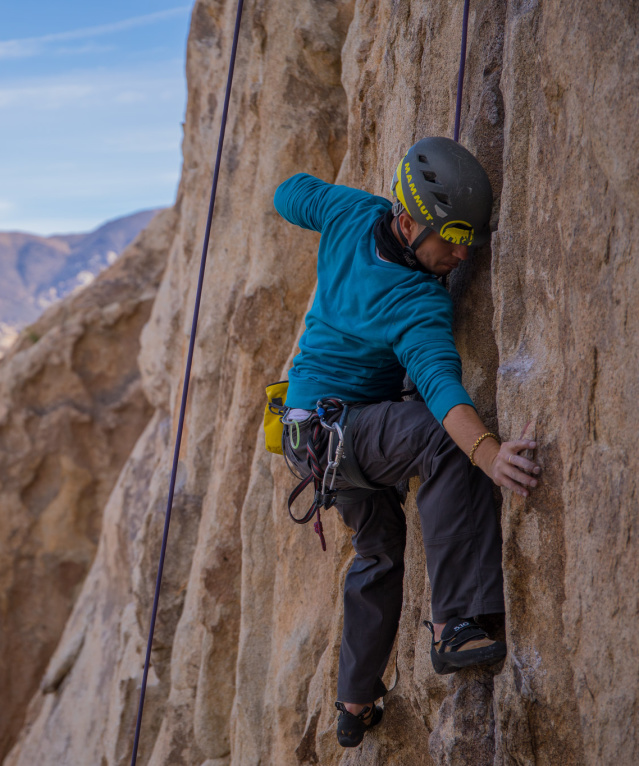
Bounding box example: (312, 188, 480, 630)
(0, 209, 162, 356)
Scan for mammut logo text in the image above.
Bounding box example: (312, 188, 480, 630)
(403, 161, 434, 222)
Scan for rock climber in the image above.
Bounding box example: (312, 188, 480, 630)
(272, 137, 541, 748)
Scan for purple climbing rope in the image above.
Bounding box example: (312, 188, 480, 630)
(453, 0, 471, 142)
(129, 1, 245, 764)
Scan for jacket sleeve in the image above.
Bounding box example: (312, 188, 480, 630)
(390, 283, 475, 424)
(273, 173, 372, 233)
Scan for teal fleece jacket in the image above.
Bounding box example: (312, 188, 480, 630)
(273, 173, 474, 424)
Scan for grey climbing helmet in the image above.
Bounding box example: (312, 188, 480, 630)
(390, 137, 493, 247)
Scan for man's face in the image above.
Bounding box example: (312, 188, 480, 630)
(397, 212, 470, 276)
(414, 229, 469, 276)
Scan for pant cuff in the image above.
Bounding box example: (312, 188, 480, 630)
(432, 599, 505, 624)
(337, 678, 388, 704)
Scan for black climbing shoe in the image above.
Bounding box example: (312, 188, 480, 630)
(335, 701, 383, 747)
(424, 617, 507, 675)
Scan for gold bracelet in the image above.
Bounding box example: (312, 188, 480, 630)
(469, 432, 500, 466)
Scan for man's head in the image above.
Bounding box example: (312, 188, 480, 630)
(390, 137, 493, 261)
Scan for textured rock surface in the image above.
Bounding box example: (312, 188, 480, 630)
(4, 1, 639, 765)
(491, 3, 639, 764)
(0, 209, 174, 760)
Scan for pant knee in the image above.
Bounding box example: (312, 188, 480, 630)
(352, 527, 406, 557)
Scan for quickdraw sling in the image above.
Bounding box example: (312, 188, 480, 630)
(286, 398, 349, 552)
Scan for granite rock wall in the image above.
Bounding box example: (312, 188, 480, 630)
(4, 1, 638, 764)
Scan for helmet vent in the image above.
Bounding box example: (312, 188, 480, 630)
(422, 170, 438, 182)
(418, 154, 429, 164)
(433, 192, 451, 205)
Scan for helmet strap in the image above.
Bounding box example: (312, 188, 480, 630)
(394, 215, 433, 263)
(409, 226, 432, 252)
(376, 210, 433, 276)
(393, 218, 421, 271)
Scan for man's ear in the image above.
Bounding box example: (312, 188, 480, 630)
(398, 211, 416, 241)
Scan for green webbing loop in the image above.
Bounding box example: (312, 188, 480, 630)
(290, 420, 300, 449)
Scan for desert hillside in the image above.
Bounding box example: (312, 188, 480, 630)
(0, 209, 161, 356)
(2, 1, 638, 765)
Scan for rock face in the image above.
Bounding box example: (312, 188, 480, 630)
(4, 1, 638, 765)
(0, 208, 174, 759)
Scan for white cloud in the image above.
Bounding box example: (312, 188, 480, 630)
(0, 83, 94, 109)
(155, 171, 182, 184)
(103, 129, 181, 153)
(115, 90, 148, 105)
(55, 43, 116, 57)
(0, 7, 192, 60)
(0, 63, 183, 111)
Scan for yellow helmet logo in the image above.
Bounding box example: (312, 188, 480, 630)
(440, 220, 474, 246)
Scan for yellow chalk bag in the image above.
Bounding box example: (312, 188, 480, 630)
(264, 380, 289, 454)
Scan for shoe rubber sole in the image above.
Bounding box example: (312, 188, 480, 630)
(431, 640, 507, 675)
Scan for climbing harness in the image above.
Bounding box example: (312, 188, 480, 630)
(286, 398, 349, 552)
(284, 398, 386, 551)
(129, 1, 245, 764)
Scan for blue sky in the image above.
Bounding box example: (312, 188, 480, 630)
(0, 1, 192, 234)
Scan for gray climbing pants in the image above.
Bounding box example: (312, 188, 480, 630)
(284, 400, 505, 705)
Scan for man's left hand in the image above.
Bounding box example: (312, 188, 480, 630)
(482, 439, 540, 498)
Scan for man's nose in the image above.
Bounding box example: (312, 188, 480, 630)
(452, 245, 469, 261)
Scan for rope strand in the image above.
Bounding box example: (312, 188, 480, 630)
(453, 0, 471, 142)
(129, 1, 245, 763)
